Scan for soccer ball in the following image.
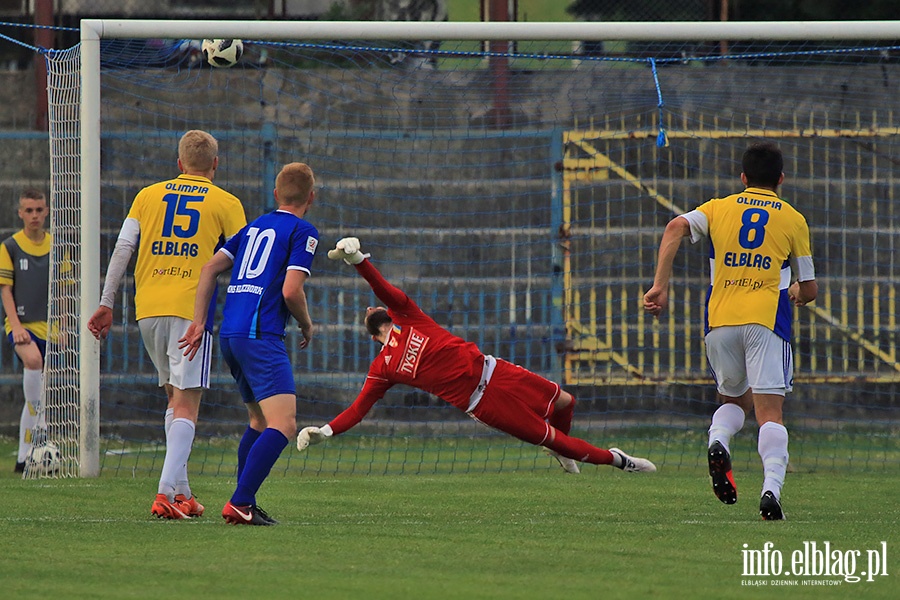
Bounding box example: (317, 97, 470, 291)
(202, 39, 243, 68)
(28, 441, 61, 475)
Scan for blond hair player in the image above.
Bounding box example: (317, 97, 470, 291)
(88, 130, 246, 519)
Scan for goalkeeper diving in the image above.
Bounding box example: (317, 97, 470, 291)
(297, 238, 656, 474)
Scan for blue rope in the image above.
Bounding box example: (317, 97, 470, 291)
(0, 31, 45, 54)
(0, 21, 77, 54)
(0, 20, 78, 32)
(648, 58, 669, 148)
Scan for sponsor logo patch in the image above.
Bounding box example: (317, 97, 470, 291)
(397, 328, 429, 378)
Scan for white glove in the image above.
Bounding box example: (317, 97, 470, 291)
(297, 424, 333, 451)
(327, 237, 369, 265)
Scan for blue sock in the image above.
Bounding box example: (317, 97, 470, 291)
(231, 428, 288, 506)
(236, 426, 262, 480)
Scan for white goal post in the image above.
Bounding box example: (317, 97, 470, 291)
(71, 19, 900, 478)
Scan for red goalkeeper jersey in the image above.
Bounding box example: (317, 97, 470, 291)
(328, 260, 485, 435)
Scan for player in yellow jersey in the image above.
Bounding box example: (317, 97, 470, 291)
(0, 189, 52, 473)
(643, 141, 817, 520)
(88, 130, 246, 519)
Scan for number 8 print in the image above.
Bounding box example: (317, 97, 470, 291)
(738, 208, 768, 250)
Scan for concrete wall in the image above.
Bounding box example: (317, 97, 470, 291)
(1, 61, 898, 435)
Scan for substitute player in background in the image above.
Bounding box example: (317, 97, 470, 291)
(1, 189, 51, 472)
(643, 141, 817, 520)
(88, 130, 246, 519)
(296, 237, 656, 476)
(179, 162, 317, 526)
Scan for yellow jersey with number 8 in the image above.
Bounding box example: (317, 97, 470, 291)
(682, 187, 815, 341)
(128, 174, 246, 321)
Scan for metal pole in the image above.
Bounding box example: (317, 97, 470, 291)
(79, 20, 102, 478)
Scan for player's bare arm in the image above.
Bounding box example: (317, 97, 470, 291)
(178, 250, 233, 360)
(788, 280, 818, 306)
(283, 269, 313, 349)
(87, 305, 113, 340)
(0, 285, 31, 344)
(644, 216, 692, 317)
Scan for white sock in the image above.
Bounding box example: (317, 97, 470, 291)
(158, 418, 195, 500)
(708, 403, 745, 453)
(758, 421, 789, 500)
(17, 401, 35, 462)
(175, 475, 192, 500)
(18, 369, 43, 462)
(175, 456, 192, 498)
(164, 409, 192, 497)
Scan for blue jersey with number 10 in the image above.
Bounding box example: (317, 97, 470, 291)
(219, 209, 318, 340)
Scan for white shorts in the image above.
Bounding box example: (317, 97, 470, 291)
(138, 316, 211, 390)
(705, 324, 793, 397)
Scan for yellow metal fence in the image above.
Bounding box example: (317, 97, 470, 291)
(562, 113, 900, 386)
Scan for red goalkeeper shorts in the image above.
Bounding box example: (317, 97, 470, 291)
(471, 358, 561, 445)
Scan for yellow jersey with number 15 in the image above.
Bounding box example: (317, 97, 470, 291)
(129, 174, 246, 321)
(681, 187, 815, 342)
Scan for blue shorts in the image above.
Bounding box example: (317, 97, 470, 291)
(7, 330, 47, 360)
(220, 336, 296, 403)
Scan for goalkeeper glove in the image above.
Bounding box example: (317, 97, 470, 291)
(327, 237, 370, 265)
(297, 424, 333, 451)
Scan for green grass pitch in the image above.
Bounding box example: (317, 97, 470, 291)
(1, 449, 897, 599)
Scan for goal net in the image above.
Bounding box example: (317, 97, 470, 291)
(38, 20, 900, 477)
